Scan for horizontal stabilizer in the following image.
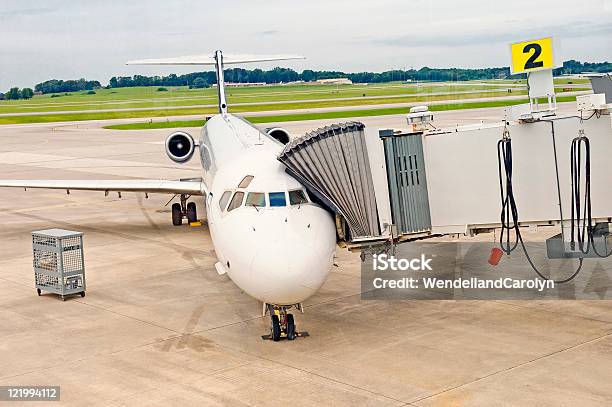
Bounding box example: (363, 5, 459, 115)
(127, 54, 305, 66)
(0, 179, 204, 195)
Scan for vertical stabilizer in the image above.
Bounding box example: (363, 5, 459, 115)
(127, 52, 305, 115)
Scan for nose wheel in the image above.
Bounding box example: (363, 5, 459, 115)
(262, 304, 308, 341)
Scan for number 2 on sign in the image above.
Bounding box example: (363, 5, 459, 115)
(510, 37, 554, 74)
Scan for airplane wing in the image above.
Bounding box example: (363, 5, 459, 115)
(0, 179, 205, 195)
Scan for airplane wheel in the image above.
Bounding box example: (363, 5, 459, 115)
(187, 202, 197, 223)
(80, 292, 86, 298)
(171, 203, 182, 226)
(271, 315, 281, 342)
(37, 288, 41, 296)
(286, 314, 296, 340)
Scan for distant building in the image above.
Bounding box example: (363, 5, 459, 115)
(315, 78, 353, 85)
(0, 93, 4, 100)
(34, 91, 43, 96)
(212, 82, 267, 87)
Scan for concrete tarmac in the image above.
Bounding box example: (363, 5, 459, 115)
(0, 106, 611, 406)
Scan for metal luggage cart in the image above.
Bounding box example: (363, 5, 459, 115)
(32, 229, 86, 301)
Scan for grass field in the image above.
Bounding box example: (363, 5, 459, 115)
(0, 78, 590, 125)
(104, 95, 580, 130)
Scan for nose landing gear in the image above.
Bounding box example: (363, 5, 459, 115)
(262, 303, 308, 341)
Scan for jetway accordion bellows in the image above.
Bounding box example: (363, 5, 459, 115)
(278, 122, 380, 239)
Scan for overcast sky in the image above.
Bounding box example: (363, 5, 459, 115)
(1, 0, 611, 89)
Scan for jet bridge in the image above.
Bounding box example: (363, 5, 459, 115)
(277, 121, 434, 248)
(277, 89, 612, 253)
(277, 123, 383, 244)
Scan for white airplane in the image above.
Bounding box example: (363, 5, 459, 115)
(0, 51, 338, 341)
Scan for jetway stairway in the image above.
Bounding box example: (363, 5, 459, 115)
(277, 78, 612, 255)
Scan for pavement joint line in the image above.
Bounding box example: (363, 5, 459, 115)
(0, 334, 184, 382)
(4, 210, 215, 258)
(1, 284, 183, 336)
(491, 299, 612, 325)
(215, 338, 409, 405)
(0, 304, 256, 383)
(77, 299, 183, 333)
(0, 150, 166, 166)
(4, 158, 195, 169)
(408, 329, 612, 405)
(0, 275, 31, 293)
(0, 261, 216, 298)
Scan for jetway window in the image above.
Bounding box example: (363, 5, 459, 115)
(246, 192, 266, 207)
(289, 189, 308, 205)
(269, 192, 286, 207)
(219, 190, 232, 210)
(227, 192, 245, 212)
(238, 175, 254, 188)
(398, 155, 420, 186)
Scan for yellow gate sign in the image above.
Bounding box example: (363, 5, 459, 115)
(510, 37, 554, 74)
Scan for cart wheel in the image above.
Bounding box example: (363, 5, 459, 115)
(37, 288, 41, 296)
(80, 292, 86, 298)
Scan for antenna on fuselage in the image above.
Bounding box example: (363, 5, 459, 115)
(127, 52, 305, 116)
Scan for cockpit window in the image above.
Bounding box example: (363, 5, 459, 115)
(227, 191, 244, 212)
(268, 192, 286, 207)
(238, 175, 254, 188)
(246, 192, 266, 207)
(219, 190, 232, 210)
(289, 189, 308, 205)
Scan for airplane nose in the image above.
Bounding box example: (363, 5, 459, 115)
(249, 208, 336, 304)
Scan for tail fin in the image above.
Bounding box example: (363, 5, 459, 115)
(127, 51, 304, 114)
(126, 54, 305, 66)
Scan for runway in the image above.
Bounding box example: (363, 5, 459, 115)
(0, 105, 611, 406)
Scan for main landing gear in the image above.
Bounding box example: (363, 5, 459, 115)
(262, 303, 308, 341)
(171, 194, 198, 226)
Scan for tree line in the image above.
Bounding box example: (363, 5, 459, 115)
(106, 60, 612, 88)
(4, 60, 611, 97)
(34, 79, 101, 94)
(2, 87, 34, 100)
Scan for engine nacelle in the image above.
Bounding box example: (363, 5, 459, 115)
(165, 131, 196, 163)
(265, 127, 290, 145)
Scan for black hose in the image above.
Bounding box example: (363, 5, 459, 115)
(497, 131, 584, 283)
(570, 128, 612, 258)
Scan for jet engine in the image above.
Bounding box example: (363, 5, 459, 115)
(265, 127, 291, 145)
(165, 131, 196, 163)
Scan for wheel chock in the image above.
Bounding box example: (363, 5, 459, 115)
(261, 331, 309, 341)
